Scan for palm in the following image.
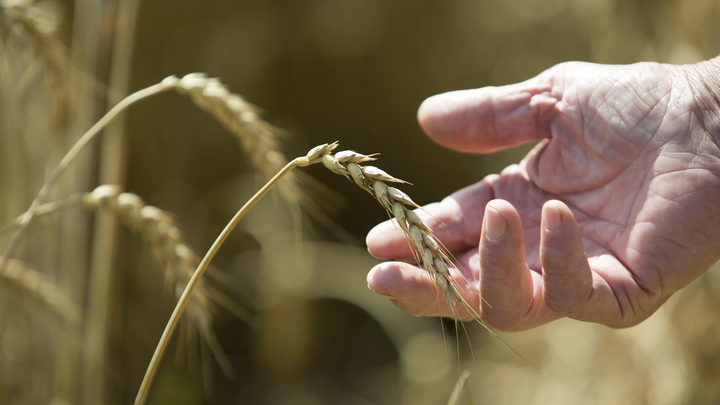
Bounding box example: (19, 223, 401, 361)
(367, 61, 720, 330)
(513, 61, 720, 290)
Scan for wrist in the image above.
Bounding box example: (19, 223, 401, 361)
(682, 56, 720, 147)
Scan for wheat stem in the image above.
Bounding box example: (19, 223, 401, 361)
(82, 0, 142, 402)
(134, 156, 306, 405)
(0, 76, 179, 275)
(446, 370, 473, 405)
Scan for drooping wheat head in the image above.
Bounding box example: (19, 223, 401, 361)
(3, 258, 82, 329)
(299, 142, 484, 324)
(80, 184, 254, 376)
(0, 1, 69, 94)
(172, 73, 338, 228)
(174, 75, 297, 197)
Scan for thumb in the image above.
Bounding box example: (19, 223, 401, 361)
(417, 74, 559, 153)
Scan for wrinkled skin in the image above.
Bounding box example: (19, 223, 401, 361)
(366, 59, 720, 331)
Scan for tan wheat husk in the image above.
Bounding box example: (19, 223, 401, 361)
(0, 184, 255, 374)
(309, 143, 495, 332)
(81, 185, 255, 325)
(172, 73, 341, 232)
(2, 259, 82, 328)
(0, 1, 94, 103)
(0, 2, 66, 77)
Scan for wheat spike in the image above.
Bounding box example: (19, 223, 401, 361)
(309, 144, 518, 353)
(174, 75, 300, 200)
(172, 73, 345, 235)
(0, 2, 62, 60)
(81, 185, 254, 318)
(3, 259, 82, 328)
(0, 1, 73, 93)
(0, 184, 252, 375)
(80, 185, 254, 374)
(302, 143, 476, 319)
(304, 143, 515, 352)
(174, 73, 285, 176)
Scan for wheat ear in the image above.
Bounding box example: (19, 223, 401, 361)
(0, 2, 67, 81)
(81, 185, 255, 322)
(0, 1, 97, 102)
(3, 259, 82, 328)
(0, 185, 254, 370)
(321, 146, 526, 359)
(133, 142, 496, 404)
(0, 73, 319, 275)
(174, 73, 286, 178)
(173, 74, 300, 202)
(172, 73, 339, 229)
(82, 185, 253, 379)
(316, 144, 489, 322)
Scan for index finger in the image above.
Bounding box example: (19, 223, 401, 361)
(417, 74, 557, 153)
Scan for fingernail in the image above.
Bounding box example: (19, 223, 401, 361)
(484, 207, 507, 241)
(544, 204, 562, 232)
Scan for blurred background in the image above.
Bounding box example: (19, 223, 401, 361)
(1, 0, 720, 404)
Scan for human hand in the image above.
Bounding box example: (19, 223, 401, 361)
(366, 58, 720, 331)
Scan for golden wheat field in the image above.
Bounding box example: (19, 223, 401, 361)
(1, 0, 720, 404)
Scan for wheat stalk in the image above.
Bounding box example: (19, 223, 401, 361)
(135, 144, 339, 404)
(81, 0, 142, 401)
(0, 193, 84, 236)
(135, 153, 308, 405)
(135, 142, 494, 405)
(447, 370, 474, 405)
